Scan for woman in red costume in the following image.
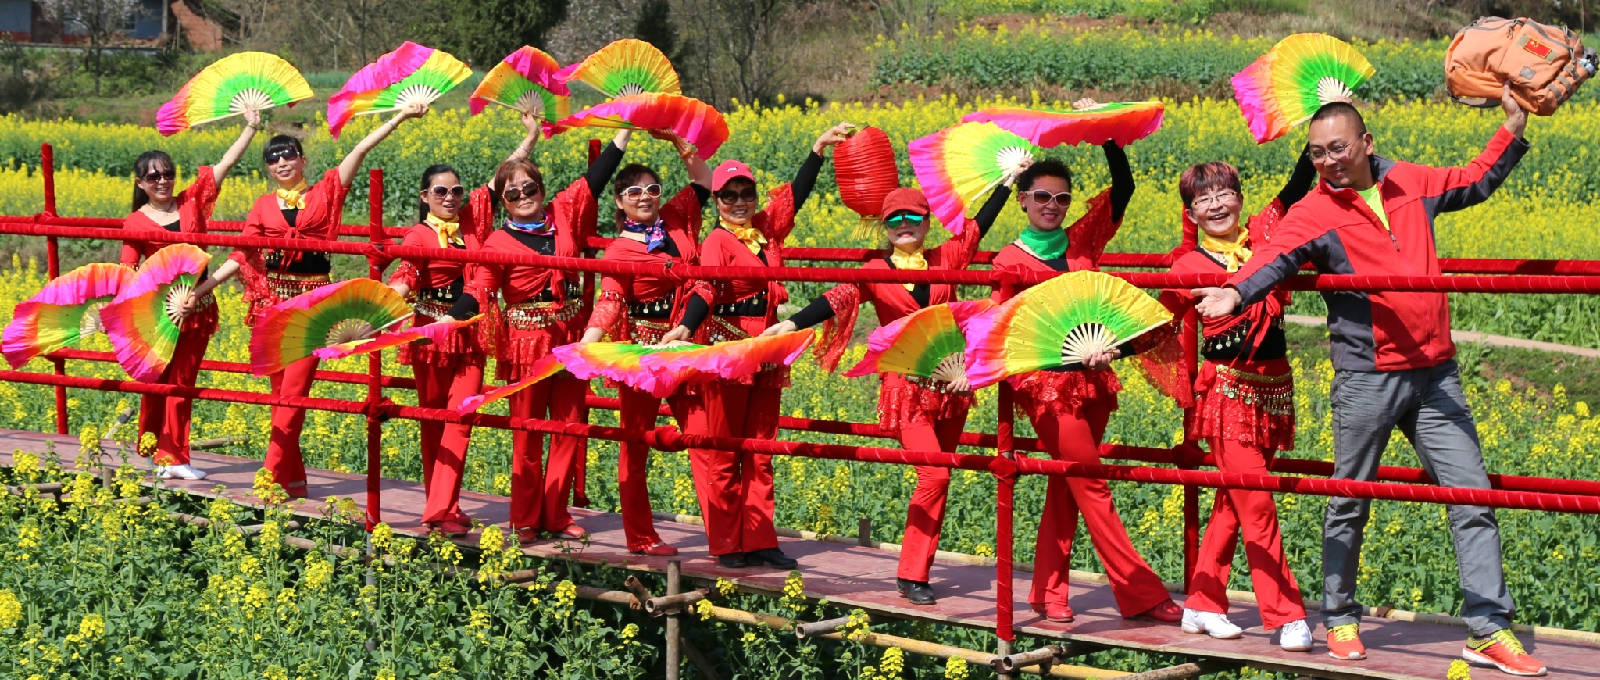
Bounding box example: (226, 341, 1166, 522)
(1164, 151, 1316, 651)
(189, 101, 425, 498)
(763, 173, 1015, 596)
(576, 133, 711, 557)
(991, 121, 1182, 624)
(658, 121, 853, 570)
(119, 108, 263, 481)
(438, 117, 634, 544)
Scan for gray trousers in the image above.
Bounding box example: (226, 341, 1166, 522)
(1324, 359, 1513, 637)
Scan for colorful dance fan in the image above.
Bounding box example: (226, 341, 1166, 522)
(469, 46, 572, 127)
(249, 279, 412, 376)
(833, 125, 901, 223)
(456, 354, 566, 415)
(327, 42, 472, 137)
(2, 263, 135, 368)
(962, 101, 1165, 148)
(99, 245, 211, 382)
(640, 329, 817, 382)
(1232, 33, 1376, 143)
(556, 38, 681, 97)
(156, 52, 313, 136)
(965, 271, 1171, 388)
(548, 93, 728, 159)
(312, 315, 482, 361)
(552, 341, 705, 398)
(909, 122, 1035, 236)
(844, 300, 994, 383)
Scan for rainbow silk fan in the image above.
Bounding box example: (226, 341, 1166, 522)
(548, 93, 728, 158)
(2, 263, 135, 369)
(249, 279, 413, 376)
(844, 300, 994, 384)
(1232, 33, 1376, 143)
(456, 354, 566, 414)
(640, 330, 817, 382)
(962, 101, 1166, 148)
(99, 244, 212, 382)
(313, 316, 482, 361)
(908, 122, 1036, 236)
(157, 52, 313, 136)
(470, 46, 572, 128)
(552, 341, 706, 398)
(965, 271, 1171, 388)
(556, 38, 681, 97)
(326, 42, 472, 137)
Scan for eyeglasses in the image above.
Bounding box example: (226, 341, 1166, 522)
(716, 187, 759, 204)
(264, 149, 301, 164)
(1026, 190, 1072, 206)
(883, 214, 926, 227)
(1308, 140, 1356, 162)
(1191, 189, 1239, 209)
(620, 184, 663, 199)
(502, 181, 543, 202)
(141, 170, 176, 183)
(428, 185, 466, 199)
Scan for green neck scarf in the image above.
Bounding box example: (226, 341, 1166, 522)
(1020, 226, 1067, 260)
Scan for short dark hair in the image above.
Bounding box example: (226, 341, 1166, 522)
(1016, 158, 1072, 194)
(1309, 102, 1367, 134)
(611, 163, 663, 229)
(262, 134, 303, 161)
(416, 163, 459, 222)
(131, 150, 174, 212)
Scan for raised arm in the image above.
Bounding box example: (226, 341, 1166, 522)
(793, 121, 852, 211)
(337, 102, 426, 188)
(1428, 86, 1529, 215)
(584, 130, 632, 198)
(1275, 145, 1317, 210)
(212, 109, 262, 182)
(1104, 141, 1134, 224)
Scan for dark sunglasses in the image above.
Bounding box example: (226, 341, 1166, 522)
(141, 170, 176, 182)
(1027, 190, 1072, 206)
(716, 188, 759, 204)
(502, 180, 543, 202)
(264, 149, 301, 164)
(620, 184, 663, 199)
(428, 185, 466, 199)
(883, 214, 926, 227)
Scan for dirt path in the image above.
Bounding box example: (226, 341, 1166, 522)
(1285, 315, 1600, 359)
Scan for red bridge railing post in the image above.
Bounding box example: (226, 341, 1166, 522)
(41, 143, 68, 435)
(993, 280, 1019, 646)
(1180, 306, 1201, 589)
(572, 138, 603, 508)
(364, 168, 385, 530)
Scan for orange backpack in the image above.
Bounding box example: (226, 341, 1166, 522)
(1445, 16, 1598, 115)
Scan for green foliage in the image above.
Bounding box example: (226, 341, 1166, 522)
(411, 0, 570, 66)
(941, 0, 1222, 23)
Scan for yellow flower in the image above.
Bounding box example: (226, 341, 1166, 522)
(0, 589, 21, 629)
(77, 613, 105, 641)
(1448, 659, 1473, 680)
(879, 647, 905, 676)
(695, 599, 715, 621)
(944, 656, 971, 680)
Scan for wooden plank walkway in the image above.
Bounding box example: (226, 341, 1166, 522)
(3, 428, 1597, 680)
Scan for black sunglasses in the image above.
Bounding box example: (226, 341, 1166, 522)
(502, 180, 543, 202)
(141, 170, 176, 182)
(1027, 190, 1072, 206)
(264, 149, 301, 164)
(428, 185, 466, 199)
(620, 184, 663, 199)
(716, 187, 759, 204)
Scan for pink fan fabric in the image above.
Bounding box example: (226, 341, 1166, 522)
(313, 316, 482, 361)
(843, 299, 993, 378)
(326, 41, 433, 138)
(547, 93, 728, 159)
(455, 354, 564, 414)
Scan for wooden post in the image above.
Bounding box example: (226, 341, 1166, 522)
(857, 517, 872, 547)
(665, 559, 681, 680)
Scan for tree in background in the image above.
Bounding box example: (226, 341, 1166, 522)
(673, 0, 793, 108)
(416, 0, 570, 66)
(36, 0, 147, 95)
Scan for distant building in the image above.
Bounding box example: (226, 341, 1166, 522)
(0, 0, 220, 49)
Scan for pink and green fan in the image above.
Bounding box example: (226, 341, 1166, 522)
(99, 244, 211, 382)
(3, 263, 135, 368)
(556, 38, 681, 98)
(470, 46, 572, 129)
(313, 315, 482, 361)
(548, 93, 728, 158)
(844, 300, 993, 384)
(1232, 33, 1376, 143)
(552, 341, 706, 398)
(456, 354, 565, 414)
(962, 101, 1165, 148)
(327, 42, 472, 137)
(249, 279, 412, 376)
(641, 330, 817, 382)
(965, 271, 1171, 388)
(157, 52, 313, 136)
(909, 121, 1035, 236)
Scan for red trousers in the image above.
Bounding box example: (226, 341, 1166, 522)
(1184, 437, 1305, 627)
(616, 386, 674, 551)
(508, 371, 587, 531)
(1026, 398, 1171, 615)
(896, 417, 969, 582)
(681, 381, 781, 556)
(264, 356, 317, 497)
(138, 309, 216, 466)
(413, 357, 483, 524)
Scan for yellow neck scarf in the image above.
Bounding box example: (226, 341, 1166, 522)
(1199, 226, 1252, 273)
(889, 247, 927, 291)
(426, 214, 463, 248)
(276, 179, 309, 210)
(723, 221, 766, 256)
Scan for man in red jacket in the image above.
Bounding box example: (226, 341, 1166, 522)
(1192, 85, 1545, 676)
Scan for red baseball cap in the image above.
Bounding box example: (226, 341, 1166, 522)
(711, 159, 755, 191)
(879, 187, 930, 219)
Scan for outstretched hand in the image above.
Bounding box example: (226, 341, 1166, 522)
(1071, 97, 1101, 111)
(1081, 348, 1120, 370)
(399, 101, 430, 120)
(813, 121, 855, 154)
(761, 320, 798, 337)
(1191, 286, 1243, 318)
(1500, 82, 1527, 138)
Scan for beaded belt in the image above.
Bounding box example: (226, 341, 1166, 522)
(414, 299, 454, 320)
(703, 315, 751, 344)
(629, 319, 672, 345)
(1212, 364, 1293, 415)
(714, 290, 767, 317)
(629, 291, 674, 319)
(504, 300, 581, 330)
(417, 284, 461, 305)
(1203, 317, 1282, 355)
(533, 281, 584, 303)
(904, 374, 966, 394)
(267, 272, 330, 301)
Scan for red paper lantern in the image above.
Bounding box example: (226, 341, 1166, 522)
(833, 126, 900, 219)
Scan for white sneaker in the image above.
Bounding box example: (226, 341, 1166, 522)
(1181, 608, 1243, 639)
(1278, 619, 1313, 652)
(156, 464, 207, 481)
